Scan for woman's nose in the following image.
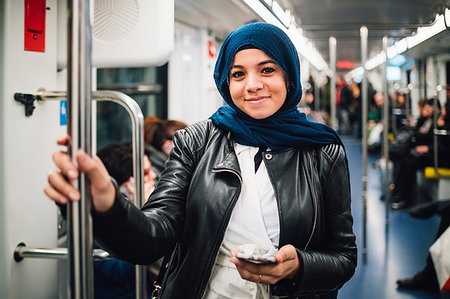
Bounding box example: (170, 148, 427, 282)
(246, 74, 263, 92)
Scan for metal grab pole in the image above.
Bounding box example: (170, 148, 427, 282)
(329, 36, 337, 130)
(67, 0, 94, 298)
(37, 89, 147, 298)
(93, 90, 147, 299)
(381, 37, 390, 234)
(360, 26, 368, 264)
(433, 58, 441, 178)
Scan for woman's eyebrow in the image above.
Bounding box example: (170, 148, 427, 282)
(258, 59, 277, 66)
(230, 60, 277, 69)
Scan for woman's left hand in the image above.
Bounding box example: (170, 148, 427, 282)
(230, 244, 300, 285)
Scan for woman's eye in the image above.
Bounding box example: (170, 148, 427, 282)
(262, 67, 275, 74)
(231, 71, 244, 78)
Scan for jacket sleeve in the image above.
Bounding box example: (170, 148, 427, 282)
(93, 125, 205, 265)
(274, 145, 357, 297)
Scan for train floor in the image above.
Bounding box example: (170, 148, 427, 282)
(337, 136, 448, 299)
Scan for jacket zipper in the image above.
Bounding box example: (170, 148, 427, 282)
(198, 168, 242, 298)
(303, 154, 318, 251)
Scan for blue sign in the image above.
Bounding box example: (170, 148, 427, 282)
(60, 100, 67, 126)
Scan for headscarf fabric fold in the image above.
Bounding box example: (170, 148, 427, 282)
(210, 22, 342, 151)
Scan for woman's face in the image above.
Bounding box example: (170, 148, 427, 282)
(229, 49, 287, 119)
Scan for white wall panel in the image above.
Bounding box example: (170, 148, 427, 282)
(0, 0, 65, 297)
(168, 22, 222, 124)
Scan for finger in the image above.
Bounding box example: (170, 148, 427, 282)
(76, 151, 109, 183)
(44, 184, 68, 204)
(56, 135, 71, 146)
(52, 150, 78, 181)
(234, 265, 270, 284)
(230, 249, 240, 258)
(275, 245, 297, 263)
(47, 170, 80, 201)
(76, 151, 115, 212)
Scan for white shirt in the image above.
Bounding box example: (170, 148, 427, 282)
(203, 143, 280, 299)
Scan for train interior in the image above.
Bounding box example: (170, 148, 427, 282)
(1, 0, 450, 298)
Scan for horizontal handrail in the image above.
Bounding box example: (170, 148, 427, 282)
(14, 243, 111, 262)
(433, 129, 449, 136)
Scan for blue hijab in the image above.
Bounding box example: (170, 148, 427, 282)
(209, 22, 342, 151)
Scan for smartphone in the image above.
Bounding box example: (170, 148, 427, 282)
(235, 252, 277, 264)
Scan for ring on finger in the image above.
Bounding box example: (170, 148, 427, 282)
(258, 274, 262, 283)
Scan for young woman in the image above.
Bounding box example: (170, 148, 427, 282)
(45, 23, 357, 299)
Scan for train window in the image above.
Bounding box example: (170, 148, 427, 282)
(96, 65, 168, 150)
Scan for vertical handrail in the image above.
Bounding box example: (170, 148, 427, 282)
(36, 88, 147, 299)
(329, 36, 337, 130)
(433, 58, 441, 178)
(36, 89, 147, 298)
(66, 0, 94, 298)
(360, 25, 368, 264)
(381, 37, 390, 235)
(93, 90, 147, 298)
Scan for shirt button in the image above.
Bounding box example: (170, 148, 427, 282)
(265, 153, 272, 160)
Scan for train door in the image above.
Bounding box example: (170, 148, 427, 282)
(0, 0, 173, 298)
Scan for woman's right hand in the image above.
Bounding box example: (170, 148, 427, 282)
(44, 136, 116, 213)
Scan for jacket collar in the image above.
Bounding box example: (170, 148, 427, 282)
(212, 132, 241, 176)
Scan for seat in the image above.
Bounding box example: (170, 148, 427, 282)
(424, 167, 450, 201)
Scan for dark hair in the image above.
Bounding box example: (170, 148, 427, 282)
(424, 98, 441, 110)
(151, 120, 188, 152)
(418, 98, 427, 108)
(97, 143, 133, 186)
(144, 116, 160, 145)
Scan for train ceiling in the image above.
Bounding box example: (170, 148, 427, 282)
(175, 0, 450, 71)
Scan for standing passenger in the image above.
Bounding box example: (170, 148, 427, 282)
(45, 22, 357, 299)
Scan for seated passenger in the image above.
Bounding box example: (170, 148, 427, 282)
(397, 99, 450, 290)
(390, 98, 445, 209)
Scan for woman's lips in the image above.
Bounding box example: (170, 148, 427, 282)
(245, 96, 268, 103)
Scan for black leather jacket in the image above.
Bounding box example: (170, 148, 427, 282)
(94, 120, 357, 299)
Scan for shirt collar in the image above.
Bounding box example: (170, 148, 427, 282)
(233, 142, 257, 156)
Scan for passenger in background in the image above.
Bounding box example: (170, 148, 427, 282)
(96, 142, 156, 205)
(298, 91, 327, 124)
(45, 22, 356, 299)
(337, 77, 352, 135)
(347, 78, 361, 138)
(304, 74, 316, 109)
(367, 92, 384, 153)
(143, 115, 165, 179)
(397, 121, 450, 291)
(396, 99, 450, 291)
(390, 98, 443, 209)
(94, 142, 156, 299)
(392, 91, 408, 132)
(151, 120, 188, 158)
(146, 119, 188, 176)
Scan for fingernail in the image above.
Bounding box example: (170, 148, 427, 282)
(68, 170, 77, 179)
(60, 197, 67, 204)
(69, 191, 79, 201)
(77, 150, 86, 163)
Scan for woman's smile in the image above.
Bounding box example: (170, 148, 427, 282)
(246, 96, 269, 103)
